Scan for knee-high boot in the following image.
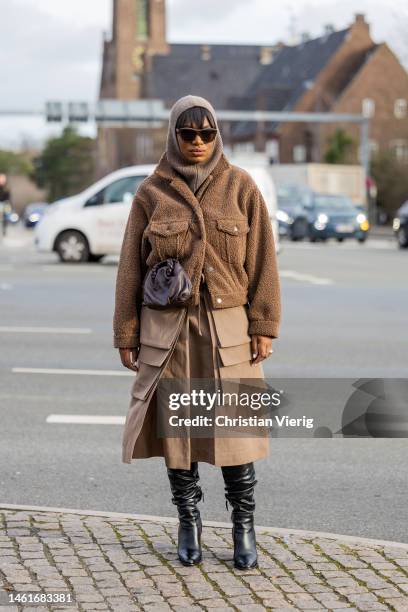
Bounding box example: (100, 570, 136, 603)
(221, 462, 258, 569)
(166, 462, 203, 566)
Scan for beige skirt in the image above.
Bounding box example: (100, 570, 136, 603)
(122, 279, 270, 469)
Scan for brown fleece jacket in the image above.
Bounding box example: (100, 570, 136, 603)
(113, 152, 281, 348)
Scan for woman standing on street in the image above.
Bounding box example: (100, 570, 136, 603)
(113, 95, 281, 569)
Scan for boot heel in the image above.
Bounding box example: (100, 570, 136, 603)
(232, 516, 258, 569)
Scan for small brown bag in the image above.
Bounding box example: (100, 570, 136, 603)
(142, 258, 192, 309)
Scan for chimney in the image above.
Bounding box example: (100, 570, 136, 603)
(353, 13, 370, 33)
(259, 47, 274, 65)
(355, 13, 367, 25)
(201, 45, 211, 61)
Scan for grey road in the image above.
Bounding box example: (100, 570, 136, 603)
(1, 228, 407, 543)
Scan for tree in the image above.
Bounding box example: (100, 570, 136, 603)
(370, 150, 408, 218)
(0, 150, 33, 176)
(324, 129, 354, 164)
(32, 126, 95, 201)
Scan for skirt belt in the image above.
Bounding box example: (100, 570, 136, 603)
(197, 272, 206, 336)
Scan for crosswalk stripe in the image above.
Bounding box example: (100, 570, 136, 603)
(1, 326, 92, 334)
(12, 367, 133, 376)
(46, 414, 125, 425)
(280, 270, 334, 285)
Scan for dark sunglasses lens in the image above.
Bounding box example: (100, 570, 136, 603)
(201, 129, 217, 143)
(179, 129, 197, 142)
(179, 128, 217, 143)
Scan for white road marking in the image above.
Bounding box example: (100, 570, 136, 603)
(0, 393, 93, 402)
(284, 240, 395, 250)
(364, 240, 396, 249)
(12, 367, 133, 376)
(0, 326, 92, 334)
(2, 238, 33, 248)
(46, 414, 125, 425)
(280, 270, 334, 285)
(41, 265, 108, 272)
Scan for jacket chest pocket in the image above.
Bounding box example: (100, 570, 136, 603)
(216, 218, 250, 265)
(147, 219, 191, 260)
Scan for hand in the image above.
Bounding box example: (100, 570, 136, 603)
(119, 346, 140, 372)
(251, 335, 273, 366)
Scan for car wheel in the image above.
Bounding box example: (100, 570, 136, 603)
(397, 227, 408, 248)
(357, 235, 367, 243)
(292, 219, 308, 241)
(290, 221, 301, 241)
(337, 237, 344, 242)
(55, 230, 90, 263)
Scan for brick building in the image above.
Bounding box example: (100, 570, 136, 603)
(98, 1, 408, 173)
(233, 14, 408, 166)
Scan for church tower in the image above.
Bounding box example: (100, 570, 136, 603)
(98, 0, 170, 174)
(100, 0, 169, 100)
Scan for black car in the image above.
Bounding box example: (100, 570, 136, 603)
(277, 184, 311, 241)
(22, 202, 48, 228)
(393, 200, 408, 248)
(304, 193, 370, 243)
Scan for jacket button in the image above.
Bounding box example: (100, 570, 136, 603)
(233, 226, 238, 232)
(207, 265, 214, 272)
(216, 297, 222, 304)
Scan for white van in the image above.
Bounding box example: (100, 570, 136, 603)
(34, 161, 279, 263)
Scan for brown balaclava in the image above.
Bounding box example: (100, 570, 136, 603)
(165, 95, 224, 194)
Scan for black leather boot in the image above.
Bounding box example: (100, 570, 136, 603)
(167, 462, 203, 566)
(221, 462, 258, 569)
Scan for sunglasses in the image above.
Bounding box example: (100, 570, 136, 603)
(176, 127, 218, 144)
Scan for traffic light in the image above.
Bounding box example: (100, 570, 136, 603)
(68, 102, 89, 123)
(46, 101, 63, 122)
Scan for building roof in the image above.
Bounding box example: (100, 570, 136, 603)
(231, 27, 351, 137)
(148, 43, 280, 110)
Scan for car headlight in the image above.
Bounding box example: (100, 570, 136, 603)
(356, 213, 366, 224)
(317, 213, 329, 224)
(277, 210, 290, 223)
(29, 213, 41, 222)
(393, 218, 400, 231)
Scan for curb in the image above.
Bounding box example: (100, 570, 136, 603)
(2, 502, 408, 551)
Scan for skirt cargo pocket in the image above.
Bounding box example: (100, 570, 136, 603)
(140, 305, 187, 349)
(210, 304, 251, 347)
(132, 306, 188, 400)
(206, 298, 267, 386)
(138, 344, 169, 367)
(130, 364, 161, 400)
(218, 342, 252, 367)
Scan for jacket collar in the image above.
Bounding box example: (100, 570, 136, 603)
(153, 152, 231, 216)
(154, 151, 231, 182)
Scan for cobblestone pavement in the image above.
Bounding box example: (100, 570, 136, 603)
(1, 508, 408, 611)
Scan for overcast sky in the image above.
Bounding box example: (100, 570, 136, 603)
(1, 0, 408, 149)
